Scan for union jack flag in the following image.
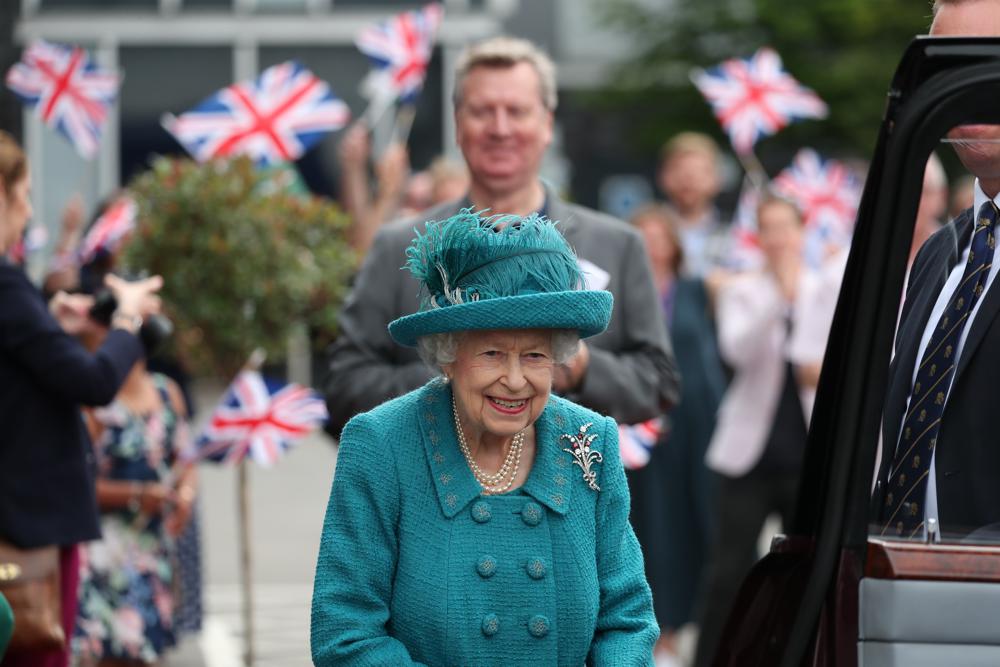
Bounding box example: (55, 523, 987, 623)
(5, 40, 120, 159)
(197, 371, 328, 467)
(78, 196, 137, 264)
(691, 47, 827, 155)
(356, 3, 443, 104)
(773, 149, 861, 267)
(618, 418, 664, 470)
(163, 60, 350, 166)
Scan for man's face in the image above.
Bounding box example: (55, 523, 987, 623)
(932, 1, 1000, 190)
(455, 62, 553, 195)
(657, 151, 721, 213)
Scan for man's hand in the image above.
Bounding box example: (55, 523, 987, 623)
(339, 122, 370, 171)
(375, 142, 410, 204)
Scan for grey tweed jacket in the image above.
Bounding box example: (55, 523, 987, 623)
(323, 186, 680, 436)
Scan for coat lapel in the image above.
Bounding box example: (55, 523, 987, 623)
(882, 212, 970, 461)
(417, 380, 483, 519)
(520, 399, 574, 516)
(544, 187, 579, 245)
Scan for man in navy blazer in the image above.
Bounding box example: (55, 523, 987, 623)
(874, 0, 1000, 539)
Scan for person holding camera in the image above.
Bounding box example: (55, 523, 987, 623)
(0, 130, 162, 667)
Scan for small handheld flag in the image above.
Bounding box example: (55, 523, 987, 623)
(618, 418, 664, 470)
(691, 47, 827, 155)
(78, 196, 137, 264)
(772, 149, 861, 266)
(5, 40, 120, 159)
(197, 370, 328, 467)
(163, 60, 349, 166)
(356, 2, 443, 123)
(728, 177, 765, 271)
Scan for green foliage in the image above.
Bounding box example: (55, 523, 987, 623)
(595, 0, 932, 164)
(123, 156, 355, 378)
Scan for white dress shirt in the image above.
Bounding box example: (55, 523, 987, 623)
(898, 180, 1000, 535)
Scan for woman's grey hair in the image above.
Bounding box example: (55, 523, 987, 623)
(417, 329, 581, 372)
(452, 36, 558, 112)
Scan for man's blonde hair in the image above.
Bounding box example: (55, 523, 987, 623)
(453, 36, 557, 112)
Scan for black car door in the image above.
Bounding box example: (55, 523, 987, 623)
(713, 36, 1000, 667)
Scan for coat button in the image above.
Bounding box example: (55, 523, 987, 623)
(477, 555, 497, 579)
(471, 500, 492, 523)
(481, 613, 500, 637)
(525, 557, 546, 580)
(521, 501, 543, 526)
(528, 614, 549, 638)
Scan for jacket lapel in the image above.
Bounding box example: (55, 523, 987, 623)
(544, 187, 579, 244)
(520, 399, 574, 516)
(417, 380, 483, 519)
(882, 212, 971, 461)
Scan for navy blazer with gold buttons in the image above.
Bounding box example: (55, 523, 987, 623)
(311, 378, 657, 666)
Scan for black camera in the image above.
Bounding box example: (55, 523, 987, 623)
(88, 289, 173, 357)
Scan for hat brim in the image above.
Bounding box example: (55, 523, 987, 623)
(388, 290, 613, 347)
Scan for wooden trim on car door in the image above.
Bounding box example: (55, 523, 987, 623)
(866, 538, 1000, 582)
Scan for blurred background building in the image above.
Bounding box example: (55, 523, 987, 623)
(4, 0, 656, 266)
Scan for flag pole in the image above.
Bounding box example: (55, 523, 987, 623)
(735, 149, 770, 190)
(391, 103, 417, 147)
(359, 90, 396, 129)
(239, 459, 254, 667)
(238, 348, 265, 667)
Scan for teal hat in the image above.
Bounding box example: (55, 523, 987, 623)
(388, 209, 613, 347)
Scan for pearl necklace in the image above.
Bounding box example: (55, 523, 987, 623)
(452, 396, 525, 494)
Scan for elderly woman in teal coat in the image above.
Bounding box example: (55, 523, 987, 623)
(311, 210, 657, 666)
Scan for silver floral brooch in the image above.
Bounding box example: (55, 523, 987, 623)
(560, 422, 602, 492)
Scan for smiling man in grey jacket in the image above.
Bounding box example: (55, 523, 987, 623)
(323, 36, 679, 436)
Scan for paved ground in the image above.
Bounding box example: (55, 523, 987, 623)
(165, 379, 338, 667)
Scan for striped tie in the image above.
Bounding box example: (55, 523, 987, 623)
(881, 200, 1000, 537)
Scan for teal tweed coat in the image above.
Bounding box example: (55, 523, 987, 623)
(311, 378, 657, 666)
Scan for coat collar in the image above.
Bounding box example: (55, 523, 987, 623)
(417, 379, 576, 518)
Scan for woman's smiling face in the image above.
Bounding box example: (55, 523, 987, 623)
(444, 329, 554, 441)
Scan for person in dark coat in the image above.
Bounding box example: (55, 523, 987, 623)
(628, 204, 727, 663)
(0, 130, 162, 667)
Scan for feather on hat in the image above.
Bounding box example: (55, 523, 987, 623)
(388, 209, 613, 347)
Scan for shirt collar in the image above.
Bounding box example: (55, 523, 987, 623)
(417, 379, 574, 518)
(458, 181, 561, 228)
(973, 178, 1000, 218)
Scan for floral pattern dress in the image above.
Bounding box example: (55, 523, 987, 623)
(72, 374, 191, 665)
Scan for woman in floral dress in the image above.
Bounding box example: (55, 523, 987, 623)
(72, 357, 198, 667)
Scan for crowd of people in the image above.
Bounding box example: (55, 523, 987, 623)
(313, 33, 971, 667)
(0, 131, 202, 667)
(0, 6, 987, 666)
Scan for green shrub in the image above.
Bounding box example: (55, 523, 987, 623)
(123, 156, 355, 378)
